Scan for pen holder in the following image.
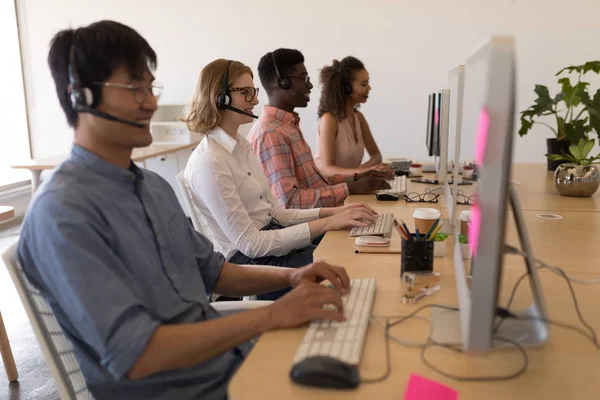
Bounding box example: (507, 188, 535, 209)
(401, 234, 434, 275)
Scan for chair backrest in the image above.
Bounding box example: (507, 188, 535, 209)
(2, 242, 94, 400)
(175, 170, 215, 242)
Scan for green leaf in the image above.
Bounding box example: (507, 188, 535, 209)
(520, 85, 558, 118)
(558, 77, 590, 108)
(518, 117, 533, 137)
(585, 89, 600, 135)
(556, 61, 600, 76)
(568, 142, 582, 160)
(580, 139, 595, 159)
(564, 119, 588, 144)
(547, 153, 577, 163)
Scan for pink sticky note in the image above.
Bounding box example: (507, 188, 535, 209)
(404, 373, 458, 400)
(474, 106, 490, 166)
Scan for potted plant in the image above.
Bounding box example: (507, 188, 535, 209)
(433, 233, 448, 257)
(519, 61, 600, 171)
(458, 234, 471, 260)
(547, 138, 600, 197)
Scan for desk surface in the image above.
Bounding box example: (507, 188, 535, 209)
(230, 168, 600, 399)
(347, 163, 600, 212)
(11, 138, 202, 170)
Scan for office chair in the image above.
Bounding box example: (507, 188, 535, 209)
(2, 242, 94, 400)
(2, 242, 271, 399)
(175, 170, 215, 242)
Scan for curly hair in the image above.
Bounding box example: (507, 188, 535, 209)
(317, 56, 365, 119)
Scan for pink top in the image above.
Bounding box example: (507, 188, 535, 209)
(316, 112, 365, 170)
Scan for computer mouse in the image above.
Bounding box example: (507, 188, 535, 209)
(375, 192, 399, 201)
(355, 236, 391, 246)
(290, 356, 359, 389)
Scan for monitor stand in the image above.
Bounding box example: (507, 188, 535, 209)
(429, 186, 549, 351)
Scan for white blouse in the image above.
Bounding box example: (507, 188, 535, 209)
(185, 127, 321, 260)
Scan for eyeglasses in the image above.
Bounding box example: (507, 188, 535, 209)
(94, 82, 164, 104)
(404, 188, 440, 203)
(456, 189, 476, 205)
(287, 75, 312, 86)
(230, 87, 260, 102)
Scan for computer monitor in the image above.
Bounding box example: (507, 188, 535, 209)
(444, 66, 466, 224)
(431, 36, 548, 353)
(436, 89, 450, 184)
(425, 93, 437, 157)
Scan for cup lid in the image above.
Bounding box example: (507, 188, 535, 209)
(460, 210, 473, 221)
(413, 208, 441, 219)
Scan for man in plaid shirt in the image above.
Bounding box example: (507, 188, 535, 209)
(248, 48, 392, 209)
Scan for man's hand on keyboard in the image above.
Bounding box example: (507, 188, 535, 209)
(357, 167, 395, 181)
(347, 175, 391, 194)
(288, 260, 350, 294)
(265, 281, 346, 330)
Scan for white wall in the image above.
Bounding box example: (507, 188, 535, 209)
(17, 0, 600, 162)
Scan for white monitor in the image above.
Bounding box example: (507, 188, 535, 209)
(436, 89, 450, 185)
(431, 36, 548, 353)
(444, 66, 466, 225)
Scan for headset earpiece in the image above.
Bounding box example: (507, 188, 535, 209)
(68, 44, 94, 109)
(217, 60, 233, 109)
(271, 52, 290, 90)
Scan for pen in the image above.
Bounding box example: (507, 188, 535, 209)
(400, 219, 414, 241)
(416, 228, 421, 242)
(393, 219, 409, 240)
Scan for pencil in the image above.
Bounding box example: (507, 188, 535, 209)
(427, 224, 442, 241)
(393, 219, 409, 240)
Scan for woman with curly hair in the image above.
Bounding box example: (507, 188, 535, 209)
(315, 56, 391, 176)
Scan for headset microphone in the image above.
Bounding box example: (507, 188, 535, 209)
(68, 41, 146, 129)
(223, 104, 258, 119)
(216, 60, 258, 119)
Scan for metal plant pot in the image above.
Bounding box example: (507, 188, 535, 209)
(554, 164, 600, 197)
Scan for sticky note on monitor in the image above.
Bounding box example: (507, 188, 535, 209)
(404, 373, 458, 400)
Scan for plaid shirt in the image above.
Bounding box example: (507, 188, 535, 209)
(248, 106, 352, 209)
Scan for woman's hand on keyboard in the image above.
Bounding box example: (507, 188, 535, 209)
(319, 202, 377, 218)
(265, 281, 346, 330)
(323, 205, 377, 230)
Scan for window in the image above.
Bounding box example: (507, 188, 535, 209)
(0, 1, 31, 187)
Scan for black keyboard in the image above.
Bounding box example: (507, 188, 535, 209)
(390, 160, 411, 176)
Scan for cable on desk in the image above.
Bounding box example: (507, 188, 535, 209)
(500, 245, 598, 347)
(359, 319, 391, 384)
(504, 244, 600, 285)
(420, 336, 529, 382)
(371, 315, 430, 348)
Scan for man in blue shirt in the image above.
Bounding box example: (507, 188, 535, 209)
(18, 20, 349, 400)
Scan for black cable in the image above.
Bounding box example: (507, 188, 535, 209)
(420, 336, 529, 382)
(360, 320, 391, 384)
(388, 304, 459, 329)
(500, 246, 598, 347)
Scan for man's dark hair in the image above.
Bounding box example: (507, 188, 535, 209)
(47, 20, 157, 127)
(257, 48, 304, 94)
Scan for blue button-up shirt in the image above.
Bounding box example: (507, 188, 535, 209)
(18, 144, 251, 400)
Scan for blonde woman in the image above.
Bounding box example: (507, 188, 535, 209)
(181, 59, 376, 300)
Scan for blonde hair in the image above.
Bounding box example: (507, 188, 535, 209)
(181, 59, 253, 134)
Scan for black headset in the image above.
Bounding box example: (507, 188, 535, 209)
(68, 40, 94, 110)
(67, 35, 145, 128)
(270, 52, 291, 90)
(216, 60, 233, 108)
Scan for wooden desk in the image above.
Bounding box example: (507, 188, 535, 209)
(348, 163, 600, 212)
(11, 139, 201, 192)
(230, 178, 600, 399)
